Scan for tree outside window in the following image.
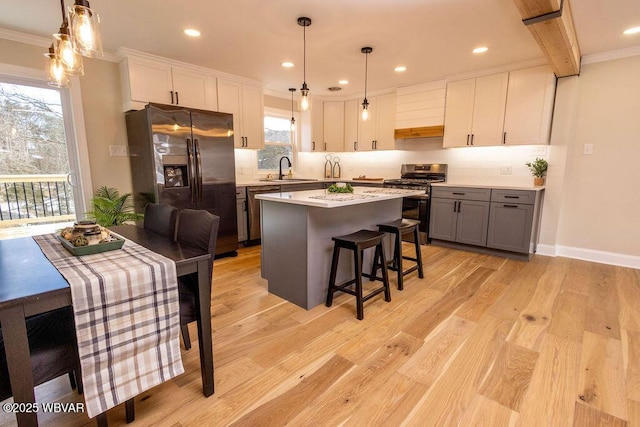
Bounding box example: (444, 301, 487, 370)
(257, 114, 294, 170)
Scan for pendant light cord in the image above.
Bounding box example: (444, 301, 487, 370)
(364, 51, 368, 100)
(303, 25, 307, 84)
(60, 0, 67, 25)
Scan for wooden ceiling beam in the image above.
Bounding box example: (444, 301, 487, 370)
(512, 0, 581, 77)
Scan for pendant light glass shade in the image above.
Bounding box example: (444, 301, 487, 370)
(298, 17, 311, 111)
(45, 45, 70, 88)
(361, 47, 372, 121)
(68, 0, 103, 58)
(53, 26, 84, 75)
(289, 88, 297, 131)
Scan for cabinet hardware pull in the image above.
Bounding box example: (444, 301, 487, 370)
(354, 141, 357, 151)
(466, 134, 470, 146)
(312, 141, 315, 150)
(324, 142, 327, 151)
(453, 201, 458, 212)
(504, 195, 519, 199)
(470, 134, 474, 145)
(453, 192, 465, 195)
(502, 132, 507, 144)
(503, 204, 519, 208)
(170, 90, 174, 104)
(176, 91, 179, 105)
(457, 201, 462, 213)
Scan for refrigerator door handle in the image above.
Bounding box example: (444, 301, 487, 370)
(194, 139, 203, 203)
(186, 138, 197, 203)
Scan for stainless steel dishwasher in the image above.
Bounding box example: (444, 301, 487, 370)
(247, 185, 280, 242)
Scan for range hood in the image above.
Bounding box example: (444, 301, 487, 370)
(394, 125, 444, 140)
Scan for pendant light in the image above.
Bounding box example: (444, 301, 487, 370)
(289, 88, 297, 131)
(53, 0, 84, 76)
(361, 47, 373, 121)
(45, 44, 70, 88)
(297, 17, 311, 111)
(68, 0, 103, 58)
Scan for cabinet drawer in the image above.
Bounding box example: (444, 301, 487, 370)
(431, 186, 491, 201)
(491, 189, 535, 204)
(236, 187, 246, 199)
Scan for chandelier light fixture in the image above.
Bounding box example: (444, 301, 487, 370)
(45, 44, 70, 88)
(68, 0, 103, 58)
(289, 87, 297, 131)
(361, 47, 373, 121)
(297, 17, 312, 111)
(45, 0, 102, 87)
(53, 0, 83, 76)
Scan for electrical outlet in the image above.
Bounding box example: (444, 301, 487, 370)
(109, 145, 128, 157)
(532, 146, 548, 156)
(500, 166, 512, 175)
(583, 143, 594, 155)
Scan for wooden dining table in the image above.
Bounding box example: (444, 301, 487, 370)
(0, 225, 214, 427)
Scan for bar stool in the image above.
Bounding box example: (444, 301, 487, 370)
(325, 230, 391, 320)
(375, 219, 424, 290)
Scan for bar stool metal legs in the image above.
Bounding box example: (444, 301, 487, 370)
(375, 219, 424, 290)
(326, 230, 391, 320)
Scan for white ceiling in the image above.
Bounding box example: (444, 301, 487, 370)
(1, 0, 639, 98)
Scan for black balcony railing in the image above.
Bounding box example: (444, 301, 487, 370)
(0, 175, 76, 225)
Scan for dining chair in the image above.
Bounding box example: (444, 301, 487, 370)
(143, 203, 178, 238)
(175, 209, 220, 350)
(0, 307, 81, 402)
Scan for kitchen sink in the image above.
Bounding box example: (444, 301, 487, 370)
(259, 178, 319, 182)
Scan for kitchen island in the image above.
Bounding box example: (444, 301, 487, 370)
(256, 187, 424, 309)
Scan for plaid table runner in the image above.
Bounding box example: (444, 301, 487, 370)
(34, 233, 184, 418)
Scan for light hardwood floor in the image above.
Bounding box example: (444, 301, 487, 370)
(2, 244, 640, 426)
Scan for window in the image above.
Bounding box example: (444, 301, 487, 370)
(257, 111, 295, 171)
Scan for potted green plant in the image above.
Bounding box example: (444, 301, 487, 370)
(85, 186, 143, 227)
(525, 158, 548, 186)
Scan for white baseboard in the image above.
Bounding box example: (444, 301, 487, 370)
(535, 244, 640, 270)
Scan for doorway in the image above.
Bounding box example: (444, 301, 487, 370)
(0, 77, 84, 238)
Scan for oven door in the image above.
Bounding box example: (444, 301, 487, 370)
(401, 195, 429, 244)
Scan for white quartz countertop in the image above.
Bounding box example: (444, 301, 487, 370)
(255, 187, 424, 208)
(236, 178, 386, 187)
(431, 182, 545, 191)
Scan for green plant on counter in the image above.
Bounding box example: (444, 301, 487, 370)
(85, 186, 143, 226)
(327, 183, 354, 193)
(525, 158, 548, 178)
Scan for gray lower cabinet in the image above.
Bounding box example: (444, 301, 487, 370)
(430, 185, 543, 256)
(429, 187, 491, 247)
(487, 190, 537, 253)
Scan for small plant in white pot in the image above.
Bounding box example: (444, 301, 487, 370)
(526, 158, 548, 186)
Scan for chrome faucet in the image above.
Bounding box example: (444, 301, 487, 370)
(279, 156, 292, 180)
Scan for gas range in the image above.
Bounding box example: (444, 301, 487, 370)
(384, 164, 448, 193)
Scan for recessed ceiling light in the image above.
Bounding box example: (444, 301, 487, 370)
(184, 29, 201, 37)
(281, 62, 294, 68)
(338, 79, 349, 85)
(624, 26, 640, 35)
(394, 66, 407, 72)
(473, 46, 489, 54)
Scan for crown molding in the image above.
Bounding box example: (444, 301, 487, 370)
(444, 57, 549, 83)
(0, 26, 119, 62)
(0, 27, 50, 48)
(581, 45, 640, 65)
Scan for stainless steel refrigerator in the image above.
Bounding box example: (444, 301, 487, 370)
(125, 103, 238, 256)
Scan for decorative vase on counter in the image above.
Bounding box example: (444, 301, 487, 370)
(534, 177, 545, 186)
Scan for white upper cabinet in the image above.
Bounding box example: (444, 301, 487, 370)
(443, 73, 509, 147)
(503, 66, 556, 145)
(119, 54, 217, 112)
(311, 99, 324, 151)
(323, 101, 345, 152)
(353, 93, 396, 151)
(443, 66, 556, 148)
(217, 79, 265, 149)
(344, 100, 359, 152)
